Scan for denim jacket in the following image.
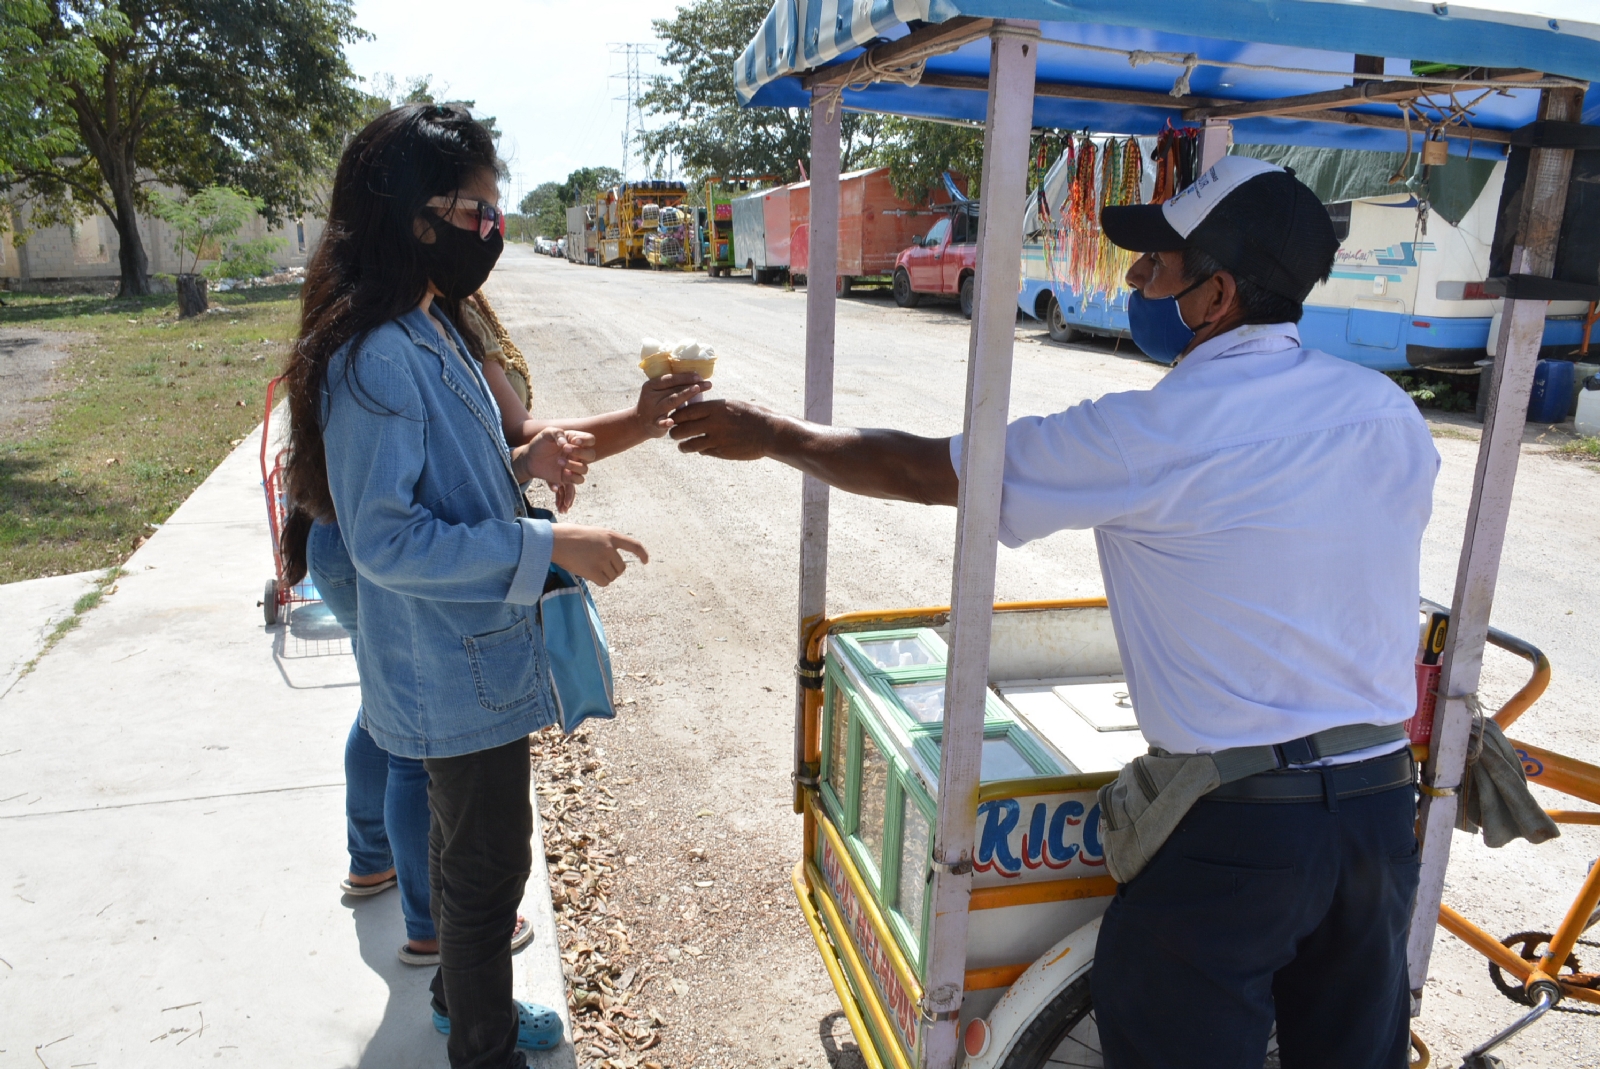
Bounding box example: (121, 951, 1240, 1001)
(321, 305, 555, 758)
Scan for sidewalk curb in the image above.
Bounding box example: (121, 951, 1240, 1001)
(521, 769, 578, 1069)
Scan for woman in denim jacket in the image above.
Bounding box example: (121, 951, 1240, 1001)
(304, 294, 700, 971)
(282, 103, 650, 1069)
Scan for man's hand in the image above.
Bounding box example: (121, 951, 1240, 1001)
(513, 427, 596, 490)
(636, 373, 709, 438)
(670, 400, 958, 505)
(668, 398, 780, 460)
(550, 525, 648, 586)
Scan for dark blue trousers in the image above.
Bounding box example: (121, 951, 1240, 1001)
(1093, 778, 1419, 1069)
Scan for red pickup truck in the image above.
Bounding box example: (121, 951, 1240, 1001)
(892, 208, 978, 317)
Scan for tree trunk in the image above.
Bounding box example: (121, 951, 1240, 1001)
(175, 273, 208, 317)
(107, 176, 151, 298)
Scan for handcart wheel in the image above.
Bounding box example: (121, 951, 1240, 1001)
(995, 973, 1098, 1069)
(996, 976, 1286, 1069)
(1489, 931, 1581, 1004)
(263, 579, 279, 626)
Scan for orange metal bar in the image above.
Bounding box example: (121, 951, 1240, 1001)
(803, 597, 1111, 663)
(1540, 846, 1600, 980)
(1547, 809, 1600, 825)
(969, 875, 1118, 910)
(1491, 648, 1551, 731)
(1439, 903, 1541, 979)
(1511, 740, 1600, 808)
(977, 774, 1117, 802)
(965, 963, 1030, 990)
(1418, 599, 1550, 731)
(1438, 903, 1600, 1006)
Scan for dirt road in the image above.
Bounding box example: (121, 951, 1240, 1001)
(485, 245, 1599, 1069)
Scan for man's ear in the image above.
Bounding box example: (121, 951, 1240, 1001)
(1200, 271, 1239, 326)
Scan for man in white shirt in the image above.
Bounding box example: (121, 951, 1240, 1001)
(670, 157, 1438, 1069)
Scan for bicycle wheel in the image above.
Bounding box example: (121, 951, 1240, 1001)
(996, 975, 1281, 1069)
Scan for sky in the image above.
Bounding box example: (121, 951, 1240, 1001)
(347, 0, 681, 209)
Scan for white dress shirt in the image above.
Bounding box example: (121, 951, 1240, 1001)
(951, 322, 1440, 759)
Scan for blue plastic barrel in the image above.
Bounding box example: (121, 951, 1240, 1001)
(1528, 360, 1576, 423)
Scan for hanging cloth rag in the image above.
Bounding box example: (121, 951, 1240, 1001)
(1456, 714, 1561, 848)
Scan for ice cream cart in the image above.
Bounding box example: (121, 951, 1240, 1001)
(731, 5, 1600, 1068)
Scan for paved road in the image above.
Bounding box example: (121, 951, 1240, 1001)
(488, 243, 1600, 1069)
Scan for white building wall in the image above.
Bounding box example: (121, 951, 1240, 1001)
(3, 188, 325, 285)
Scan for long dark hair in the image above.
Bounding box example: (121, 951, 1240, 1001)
(279, 103, 501, 583)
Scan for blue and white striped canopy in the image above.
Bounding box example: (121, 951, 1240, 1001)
(735, 1, 1600, 154)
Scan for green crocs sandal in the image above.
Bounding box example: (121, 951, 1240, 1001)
(432, 1000, 563, 1051)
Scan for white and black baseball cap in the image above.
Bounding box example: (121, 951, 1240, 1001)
(1101, 156, 1339, 303)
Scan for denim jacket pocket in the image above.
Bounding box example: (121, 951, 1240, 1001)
(462, 616, 542, 713)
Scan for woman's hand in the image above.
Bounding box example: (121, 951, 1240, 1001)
(550, 525, 648, 586)
(635, 373, 708, 437)
(513, 427, 596, 490)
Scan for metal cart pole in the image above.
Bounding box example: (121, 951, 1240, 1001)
(795, 97, 841, 814)
(922, 22, 1039, 1069)
(1406, 84, 1589, 1008)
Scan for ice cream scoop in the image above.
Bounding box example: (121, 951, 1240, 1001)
(671, 339, 701, 361)
(638, 337, 673, 378)
(671, 343, 716, 385)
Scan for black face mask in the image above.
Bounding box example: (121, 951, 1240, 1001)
(418, 210, 503, 300)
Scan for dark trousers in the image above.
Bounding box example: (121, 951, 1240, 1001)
(424, 737, 533, 1069)
(1093, 778, 1420, 1069)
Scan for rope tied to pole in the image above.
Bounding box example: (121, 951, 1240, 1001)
(821, 53, 928, 122)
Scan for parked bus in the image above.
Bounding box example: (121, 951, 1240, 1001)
(1018, 145, 1592, 370)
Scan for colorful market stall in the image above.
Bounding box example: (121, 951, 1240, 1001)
(733, 4, 1600, 1068)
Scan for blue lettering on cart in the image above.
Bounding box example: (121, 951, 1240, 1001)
(976, 799, 1021, 873)
(978, 797, 1104, 876)
(1046, 801, 1084, 867)
(1082, 803, 1104, 866)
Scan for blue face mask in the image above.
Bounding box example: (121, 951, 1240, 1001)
(1126, 275, 1214, 365)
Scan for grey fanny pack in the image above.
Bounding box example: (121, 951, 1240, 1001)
(1096, 723, 1410, 884)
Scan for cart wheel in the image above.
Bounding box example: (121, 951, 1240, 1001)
(997, 976, 1283, 1069)
(893, 268, 920, 308)
(836, 275, 852, 298)
(960, 275, 975, 319)
(1046, 295, 1080, 343)
(263, 579, 279, 626)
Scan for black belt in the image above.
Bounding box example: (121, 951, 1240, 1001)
(1203, 748, 1415, 805)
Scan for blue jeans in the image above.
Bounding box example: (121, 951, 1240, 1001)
(345, 718, 436, 941)
(311, 519, 436, 942)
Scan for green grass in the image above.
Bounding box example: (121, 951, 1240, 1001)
(1557, 436, 1600, 462)
(0, 285, 300, 582)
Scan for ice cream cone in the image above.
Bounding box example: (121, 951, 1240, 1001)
(638, 351, 673, 378)
(670, 355, 716, 379)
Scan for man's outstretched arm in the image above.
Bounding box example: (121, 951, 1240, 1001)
(669, 399, 959, 507)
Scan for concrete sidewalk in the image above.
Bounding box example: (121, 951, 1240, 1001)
(0, 418, 574, 1068)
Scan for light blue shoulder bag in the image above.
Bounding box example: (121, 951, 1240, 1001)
(531, 510, 615, 733)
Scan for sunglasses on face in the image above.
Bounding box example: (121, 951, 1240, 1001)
(424, 195, 506, 240)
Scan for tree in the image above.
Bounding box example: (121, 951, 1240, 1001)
(0, 0, 366, 297)
(519, 181, 565, 239)
(518, 167, 623, 239)
(637, 0, 879, 183)
(149, 185, 284, 279)
(868, 117, 984, 203)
